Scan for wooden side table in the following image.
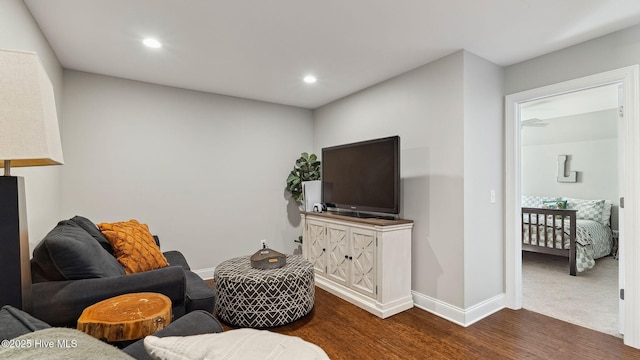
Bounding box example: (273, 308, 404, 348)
(77, 292, 171, 342)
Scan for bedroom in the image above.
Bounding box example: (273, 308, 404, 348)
(520, 84, 620, 336)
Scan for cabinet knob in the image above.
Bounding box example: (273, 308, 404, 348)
(322, 248, 325, 252)
(349, 256, 353, 260)
(345, 255, 348, 259)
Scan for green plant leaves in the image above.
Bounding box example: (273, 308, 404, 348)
(285, 152, 321, 205)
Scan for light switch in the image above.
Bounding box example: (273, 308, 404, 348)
(490, 190, 496, 204)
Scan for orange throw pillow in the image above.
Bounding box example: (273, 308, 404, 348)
(97, 219, 168, 274)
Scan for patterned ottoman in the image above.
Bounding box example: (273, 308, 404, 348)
(214, 254, 315, 328)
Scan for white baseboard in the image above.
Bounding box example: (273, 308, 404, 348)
(192, 267, 215, 280)
(412, 291, 505, 327)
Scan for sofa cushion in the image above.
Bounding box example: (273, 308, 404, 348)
(98, 220, 169, 275)
(32, 220, 126, 281)
(70, 215, 114, 254)
(0, 305, 50, 341)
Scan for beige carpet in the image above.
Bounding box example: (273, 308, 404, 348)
(522, 251, 620, 337)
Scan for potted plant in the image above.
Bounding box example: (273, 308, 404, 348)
(285, 152, 321, 205)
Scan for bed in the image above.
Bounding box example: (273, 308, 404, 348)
(521, 196, 613, 276)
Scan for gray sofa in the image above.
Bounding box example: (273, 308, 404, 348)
(0, 305, 223, 360)
(28, 216, 216, 327)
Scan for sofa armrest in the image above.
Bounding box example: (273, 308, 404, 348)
(163, 250, 190, 271)
(0, 305, 51, 341)
(122, 310, 223, 360)
(31, 266, 187, 327)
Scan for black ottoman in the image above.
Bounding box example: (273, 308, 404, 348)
(214, 254, 314, 328)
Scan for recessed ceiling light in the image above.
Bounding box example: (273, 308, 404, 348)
(303, 75, 317, 84)
(143, 38, 162, 49)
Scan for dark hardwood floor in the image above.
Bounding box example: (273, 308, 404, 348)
(206, 280, 640, 359)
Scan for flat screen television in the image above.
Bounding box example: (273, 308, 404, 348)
(322, 136, 400, 216)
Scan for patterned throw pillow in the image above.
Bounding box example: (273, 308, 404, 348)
(542, 200, 567, 209)
(564, 198, 606, 223)
(98, 219, 168, 274)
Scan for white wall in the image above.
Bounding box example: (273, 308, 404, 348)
(462, 52, 504, 309)
(0, 0, 64, 247)
(61, 71, 314, 273)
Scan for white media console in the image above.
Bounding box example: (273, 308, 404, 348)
(301, 212, 413, 318)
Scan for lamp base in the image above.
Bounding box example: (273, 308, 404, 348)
(0, 176, 32, 311)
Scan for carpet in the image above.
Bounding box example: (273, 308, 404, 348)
(522, 251, 620, 337)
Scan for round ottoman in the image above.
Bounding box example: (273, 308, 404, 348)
(214, 254, 315, 328)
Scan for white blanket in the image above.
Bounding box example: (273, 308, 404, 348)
(144, 328, 329, 360)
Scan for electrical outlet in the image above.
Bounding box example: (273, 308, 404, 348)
(260, 239, 267, 248)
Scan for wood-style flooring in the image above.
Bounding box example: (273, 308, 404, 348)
(206, 280, 640, 359)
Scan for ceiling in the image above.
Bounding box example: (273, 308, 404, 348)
(521, 83, 619, 121)
(24, 0, 640, 109)
(521, 84, 619, 145)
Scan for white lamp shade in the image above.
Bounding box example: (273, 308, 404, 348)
(0, 49, 63, 168)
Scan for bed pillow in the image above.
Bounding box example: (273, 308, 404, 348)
(564, 198, 606, 223)
(602, 200, 613, 226)
(521, 195, 559, 208)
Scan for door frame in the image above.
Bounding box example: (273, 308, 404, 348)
(504, 65, 640, 348)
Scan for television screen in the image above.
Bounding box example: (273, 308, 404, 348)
(322, 136, 400, 215)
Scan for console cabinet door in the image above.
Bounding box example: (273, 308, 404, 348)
(349, 228, 376, 298)
(326, 223, 349, 286)
(306, 220, 326, 275)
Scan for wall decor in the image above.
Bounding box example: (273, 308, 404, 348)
(557, 155, 577, 183)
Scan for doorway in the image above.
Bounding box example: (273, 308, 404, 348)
(519, 84, 620, 336)
(504, 65, 640, 348)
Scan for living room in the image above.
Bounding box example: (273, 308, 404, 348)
(3, 0, 640, 358)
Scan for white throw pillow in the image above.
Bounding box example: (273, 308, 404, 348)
(144, 328, 329, 360)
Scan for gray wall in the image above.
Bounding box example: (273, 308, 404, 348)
(462, 52, 504, 308)
(0, 0, 64, 247)
(61, 71, 314, 273)
(505, 24, 640, 94)
(314, 50, 505, 310)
